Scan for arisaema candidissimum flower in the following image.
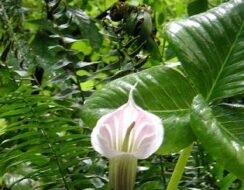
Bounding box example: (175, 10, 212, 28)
(91, 84, 164, 190)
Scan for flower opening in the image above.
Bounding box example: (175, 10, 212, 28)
(91, 84, 164, 159)
(91, 84, 164, 190)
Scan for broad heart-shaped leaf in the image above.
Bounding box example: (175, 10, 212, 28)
(166, 0, 244, 103)
(81, 65, 197, 154)
(191, 95, 244, 180)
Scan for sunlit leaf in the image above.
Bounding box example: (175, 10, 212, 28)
(166, 0, 244, 102)
(191, 95, 244, 180)
(81, 65, 197, 154)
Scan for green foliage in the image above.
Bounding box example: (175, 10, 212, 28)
(166, 0, 244, 102)
(81, 66, 197, 154)
(0, 0, 243, 189)
(187, 0, 208, 16)
(191, 95, 244, 180)
(82, 0, 244, 185)
(166, 0, 244, 180)
(0, 87, 93, 189)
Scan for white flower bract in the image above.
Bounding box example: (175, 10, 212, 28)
(91, 85, 164, 159)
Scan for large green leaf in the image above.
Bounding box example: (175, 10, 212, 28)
(213, 103, 244, 143)
(191, 95, 244, 180)
(81, 0, 244, 157)
(81, 65, 197, 154)
(166, 0, 244, 178)
(166, 0, 244, 102)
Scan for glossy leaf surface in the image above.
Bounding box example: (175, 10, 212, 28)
(82, 65, 197, 154)
(166, 0, 244, 102)
(191, 95, 244, 180)
(213, 104, 244, 143)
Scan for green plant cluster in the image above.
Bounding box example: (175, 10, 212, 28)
(0, 0, 243, 189)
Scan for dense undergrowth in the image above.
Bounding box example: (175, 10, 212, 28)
(0, 0, 243, 189)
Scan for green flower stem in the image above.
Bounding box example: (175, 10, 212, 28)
(166, 143, 194, 190)
(109, 155, 137, 190)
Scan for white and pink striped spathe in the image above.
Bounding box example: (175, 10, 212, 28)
(91, 85, 164, 159)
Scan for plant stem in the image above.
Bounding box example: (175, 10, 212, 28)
(166, 143, 194, 190)
(109, 155, 137, 190)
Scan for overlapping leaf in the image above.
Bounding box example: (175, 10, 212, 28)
(81, 65, 197, 154)
(0, 91, 92, 189)
(165, 0, 244, 179)
(191, 96, 244, 180)
(81, 0, 244, 173)
(213, 103, 244, 143)
(166, 0, 244, 102)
